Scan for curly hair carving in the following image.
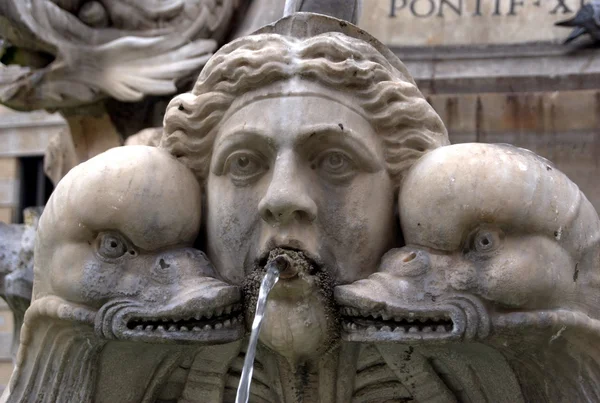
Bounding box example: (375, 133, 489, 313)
(161, 30, 449, 188)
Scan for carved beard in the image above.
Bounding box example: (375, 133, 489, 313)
(242, 250, 340, 365)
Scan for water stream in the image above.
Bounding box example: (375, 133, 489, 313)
(235, 260, 281, 403)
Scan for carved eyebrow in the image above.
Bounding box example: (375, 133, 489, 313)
(296, 125, 384, 172)
(210, 124, 384, 174)
(210, 130, 274, 175)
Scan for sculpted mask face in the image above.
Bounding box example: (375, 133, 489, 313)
(206, 93, 395, 286)
(206, 90, 395, 363)
(160, 22, 449, 362)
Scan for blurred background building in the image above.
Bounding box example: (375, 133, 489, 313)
(0, 106, 65, 389)
(0, 106, 62, 224)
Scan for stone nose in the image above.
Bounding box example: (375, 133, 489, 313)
(259, 191, 317, 225)
(258, 152, 317, 226)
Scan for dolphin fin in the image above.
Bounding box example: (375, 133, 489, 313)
(564, 26, 587, 43)
(555, 16, 577, 26)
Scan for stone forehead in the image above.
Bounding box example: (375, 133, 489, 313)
(400, 143, 595, 251)
(40, 146, 202, 250)
(220, 79, 370, 123)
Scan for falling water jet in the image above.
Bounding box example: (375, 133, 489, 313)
(235, 254, 292, 403)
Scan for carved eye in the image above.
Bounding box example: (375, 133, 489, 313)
(470, 229, 502, 254)
(314, 150, 357, 183)
(224, 151, 267, 185)
(97, 232, 128, 260)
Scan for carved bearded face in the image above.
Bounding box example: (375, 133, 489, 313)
(206, 92, 396, 286)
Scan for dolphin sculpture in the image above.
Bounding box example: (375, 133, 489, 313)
(336, 143, 600, 402)
(2, 145, 244, 403)
(0, 0, 239, 110)
(555, 0, 600, 44)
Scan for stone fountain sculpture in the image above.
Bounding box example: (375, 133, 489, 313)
(4, 9, 600, 403)
(0, 0, 239, 111)
(0, 1, 361, 344)
(0, 207, 42, 359)
(0, 0, 244, 175)
(0, 0, 242, 348)
(2, 145, 244, 402)
(160, 11, 449, 402)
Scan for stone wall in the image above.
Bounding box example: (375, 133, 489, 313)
(0, 159, 18, 224)
(360, 0, 584, 45)
(429, 90, 600, 213)
(0, 106, 66, 224)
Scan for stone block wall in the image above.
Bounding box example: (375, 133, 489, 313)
(0, 158, 18, 224)
(0, 106, 66, 389)
(0, 106, 65, 224)
(428, 90, 600, 213)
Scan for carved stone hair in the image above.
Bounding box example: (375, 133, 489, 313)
(161, 31, 449, 187)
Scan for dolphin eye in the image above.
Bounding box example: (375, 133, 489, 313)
(97, 232, 128, 260)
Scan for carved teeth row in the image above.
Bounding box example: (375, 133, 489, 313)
(342, 307, 362, 317)
(136, 303, 243, 325)
(341, 321, 452, 334)
(341, 308, 451, 324)
(133, 315, 242, 332)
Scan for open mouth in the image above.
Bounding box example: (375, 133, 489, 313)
(340, 306, 464, 343)
(126, 303, 243, 333)
(258, 246, 321, 275)
(342, 307, 454, 334)
(112, 302, 245, 344)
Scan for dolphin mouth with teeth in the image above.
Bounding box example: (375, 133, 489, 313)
(341, 307, 454, 334)
(340, 305, 463, 343)
(336, 291, 490, 343)
(124, 302, 243, 340)
(95, 286, 246, 344)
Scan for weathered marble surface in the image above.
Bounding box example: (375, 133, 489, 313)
(336, 143, 600, 402)
(161, 11, 450, 402)
(2, 146, 243, 402)
(4, 9, 600, 403)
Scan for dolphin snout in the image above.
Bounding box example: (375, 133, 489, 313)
(154, 248, 217, 278)
(380, 247, 431, 278)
